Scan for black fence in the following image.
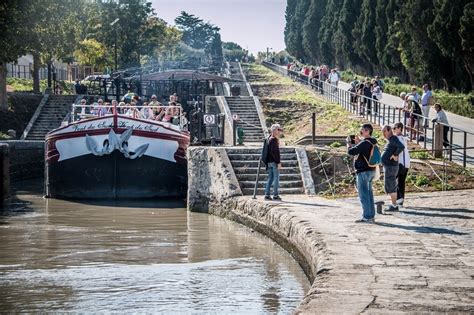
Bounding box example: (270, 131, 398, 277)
(262, 61, 474, 168)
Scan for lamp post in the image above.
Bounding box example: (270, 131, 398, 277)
(110, 18, 119, 71)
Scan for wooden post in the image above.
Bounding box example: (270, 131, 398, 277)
(433, 123, 444, 158)
(0, 143, 10, 202)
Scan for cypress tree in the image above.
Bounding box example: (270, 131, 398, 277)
(302, 0, 327, 65)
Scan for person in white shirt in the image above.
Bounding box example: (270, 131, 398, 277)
(420, 83, 433, 127)
(393, 122, 410, 206)
(410, 86, 420, 103)
(328, 68, 339, 92)
(432, 103, 450, 147)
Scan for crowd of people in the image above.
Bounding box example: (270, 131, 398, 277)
(285, 60, 451, 147)
(76, 93, 184, 125)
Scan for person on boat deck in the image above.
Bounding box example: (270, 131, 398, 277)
(118, 101, 126, 114)
(79, 98, 87, 117)
(110, 100, 118, 115)
(91, 98, 105, 116)
(162, 105, 181, 123)
(140, 101, 153, 119)
(149, 94, 164, 121)
(125, 101, 140, 118)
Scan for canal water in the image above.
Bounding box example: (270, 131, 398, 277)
(0, 182, 310, 313)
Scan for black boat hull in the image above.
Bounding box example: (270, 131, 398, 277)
(46, 151, 187, 199)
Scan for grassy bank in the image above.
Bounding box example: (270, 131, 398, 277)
(340, 70, 474, 119)
(245, 63, 474, 197)
(245, 63, 385, 145)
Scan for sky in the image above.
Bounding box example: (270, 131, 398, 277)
(150, 0, 287, 55)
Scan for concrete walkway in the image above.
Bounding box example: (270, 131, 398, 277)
(253, 190, 474, 313)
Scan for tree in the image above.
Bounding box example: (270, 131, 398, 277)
(302, 0, 327, 65)
(73, 39, 108, 72)
(333, 0, 360, 68)
(428, 0, 472, 91)
(459, 3, 474, 90)
(285, 0, 310, 62)
(0, 1, 35, 108)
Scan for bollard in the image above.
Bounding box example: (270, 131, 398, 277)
(0, 144, 10, 203)
(375, 201, 385, 214)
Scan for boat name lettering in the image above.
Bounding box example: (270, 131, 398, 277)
(118, 121, 160, 132)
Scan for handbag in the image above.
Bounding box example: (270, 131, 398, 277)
(373, 165, 381, 181)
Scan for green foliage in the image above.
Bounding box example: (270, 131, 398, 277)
(74, 39, 108, 72)
(410, 151, 431, 160)
(329, 141, 342, 148)
(7, 78, 47, 92)
(415, 175, 430, 186)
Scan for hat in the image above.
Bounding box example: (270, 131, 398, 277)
(270, 124, 282, 132)
(400, 92, 407, 98)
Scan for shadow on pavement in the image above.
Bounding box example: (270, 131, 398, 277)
(375, 222, 468, 235)
(400, 209, 473, 219)
(406, 206, 474, 213)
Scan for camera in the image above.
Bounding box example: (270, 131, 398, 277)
(348, 135, 356, 144)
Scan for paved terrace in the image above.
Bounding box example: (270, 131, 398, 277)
(248, 189, 474, 313)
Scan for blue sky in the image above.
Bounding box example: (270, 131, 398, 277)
(150, 0, 287, 55)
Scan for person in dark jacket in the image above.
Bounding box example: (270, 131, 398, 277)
(381, 125, 405, 211)
(347, 123, 377, 223)
(264, 124, 283, 201)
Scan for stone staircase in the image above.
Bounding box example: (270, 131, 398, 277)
(26, 95, 76, 140)
(226, 96, 265, 143)
(229, 61, 250, 96)
(227, 147, 305, 195)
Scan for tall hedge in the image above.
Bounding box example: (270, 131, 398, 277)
(284, 0, 474, 92)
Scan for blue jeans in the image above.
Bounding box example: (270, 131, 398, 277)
(356, 170, 375, 219)
(265, 162, 280, 197)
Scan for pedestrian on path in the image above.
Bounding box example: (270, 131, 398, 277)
(347, 123, 378, 223)
(393, 122, 410, 206)
(381, 125, 405, 211)
(421, 83, 433, 128)
(264, 124, 283, 201)
(432, 103, 450, 148)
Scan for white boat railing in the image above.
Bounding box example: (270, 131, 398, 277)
(70, 104, 187, 130)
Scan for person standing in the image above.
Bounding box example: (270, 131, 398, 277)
(328, 68, 340, 93)
(264, 124, 283, 201)
(432, 103, 450, 147)
(347, 123, 378, 223)
(393, 122, 410, 206)
(381, 125, 405, 211)
(420, 83, 433, 128)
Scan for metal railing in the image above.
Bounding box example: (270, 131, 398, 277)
(70, 104, 187, 130)
(262, 61, 474, 168)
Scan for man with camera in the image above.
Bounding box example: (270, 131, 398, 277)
(347, 123, 378, 223)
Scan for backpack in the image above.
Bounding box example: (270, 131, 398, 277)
(411, 100, 422, 115)
(363, 140, 382, 167)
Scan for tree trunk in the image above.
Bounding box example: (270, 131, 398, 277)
(33, 53, 40, 93)
(0, 62, 7, 110)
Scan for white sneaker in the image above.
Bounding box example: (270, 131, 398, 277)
(396, 198, 404, 205)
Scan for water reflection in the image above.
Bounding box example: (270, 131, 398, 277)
(0, 182, 309, 313)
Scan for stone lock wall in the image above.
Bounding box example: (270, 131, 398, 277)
(0, 141, 44, 183)
(187, 147, 242, 213)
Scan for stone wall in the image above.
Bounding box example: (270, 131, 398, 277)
(0, 141, 44, 182)
(187, 147, 242, 212)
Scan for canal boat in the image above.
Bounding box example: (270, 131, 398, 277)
(45, 104, 190, 199)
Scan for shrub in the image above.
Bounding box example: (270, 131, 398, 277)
(410, 151, 431, 160)
(415, 175, 430, 186)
